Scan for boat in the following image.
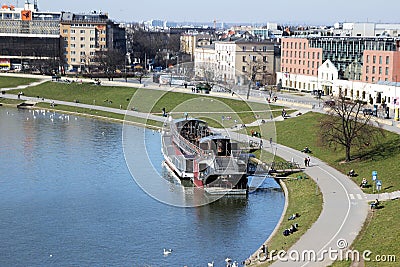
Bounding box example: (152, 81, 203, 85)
(161, 117, 248, 195)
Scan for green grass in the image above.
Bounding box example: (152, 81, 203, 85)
(0, 98, 24, 105)
(9, 81, 282, 128)
(272, 112, 400, 193)
(9, 81, 138, 111)
(0, 76, 39, 88)
(351, 199, 400, 267)
(331, 200, 400, 267)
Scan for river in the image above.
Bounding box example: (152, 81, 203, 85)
(0, 107, 284, 266)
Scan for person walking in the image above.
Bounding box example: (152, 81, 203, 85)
(307, 157, 311, 167)
(304, 157, 308, 167)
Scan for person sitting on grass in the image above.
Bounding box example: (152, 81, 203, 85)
(348, 169, 356, 177)
(370, 199, 379, 209)
(360, 178, 368, 188)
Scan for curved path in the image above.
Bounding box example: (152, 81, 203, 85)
(1, 75, 395, 266)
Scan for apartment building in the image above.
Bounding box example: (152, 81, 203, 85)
(0, 1, 125, 73)
(60, 12, 126, 71)
(278, 36, 400, 110)
(194, 36, 280, 86)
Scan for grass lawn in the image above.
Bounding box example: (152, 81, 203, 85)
(330, 199, 400, 267)
(0, 98, 24, 105)
(0, 76, 39, 89)
(9, 81, 138, 111)
(271, 112, 400, 193)
(9, 81, 281, 128)
(351, 199, 400, 267)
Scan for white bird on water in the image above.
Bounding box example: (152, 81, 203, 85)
(208, 261, 214, 267)
(163, 248, 172, 256)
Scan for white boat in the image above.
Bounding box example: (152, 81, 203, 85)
(161, 118, 248, 195)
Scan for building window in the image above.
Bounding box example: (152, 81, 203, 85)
(366, 55, 369, 63)
(263, 46, 267, 52)
(263, 56, 267, 62)
(71, 44, 75, 48)
(366, 66, 369, 73)
(386, 56, 390, 64)
(379, 56, 382, 64)
(80, 51, 85, 55)
(242, 66, 246, 72)
(71, 37, 75, 41)
(373, 56, 376, 64)
(81, 44, 85, 48)
(366, 76, 368, 82)
(80, 30, 85, 34)
(71, 30, 75, 34)
(379, 67, 382, 74)
(372, 77, 375, 82)
(252, 56, 257, 62)
(385, 67, 389, 75)
(242, 46, 246, 52)
(71, 51, 76, 55)
(242, 56, 246, 62)
(299, 43, 302, 50)
(71, 58, 76, 62)
(63, 29, 68, 34)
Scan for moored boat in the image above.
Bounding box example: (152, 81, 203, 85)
(161, 117, 248, 195)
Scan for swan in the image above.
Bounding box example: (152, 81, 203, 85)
(208, 261, 214, 267)
(163, 248, 172, 256)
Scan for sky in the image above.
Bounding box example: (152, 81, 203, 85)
(23, 0, 400, 25)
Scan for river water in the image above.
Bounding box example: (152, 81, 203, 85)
(0, 107, 284, 267)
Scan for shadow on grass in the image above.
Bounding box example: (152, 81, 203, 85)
(354, 138, 400, 162)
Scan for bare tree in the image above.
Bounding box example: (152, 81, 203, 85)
(94, 49, 125, 81)
(319, 96, 384, 162)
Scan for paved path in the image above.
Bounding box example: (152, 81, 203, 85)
(226, 131, 369, 267)
(2, 74, 399, 266)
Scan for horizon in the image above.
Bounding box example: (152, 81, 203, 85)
(22, 0, 400, 25)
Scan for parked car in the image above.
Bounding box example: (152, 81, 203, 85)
(363, 108, 373, 116)
(324, 100, 335, 107)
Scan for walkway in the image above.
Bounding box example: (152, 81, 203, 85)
(228, 131, 369, 267)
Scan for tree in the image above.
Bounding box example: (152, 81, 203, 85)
(319, 96, 384, 162)
(94, 49, 125, 81)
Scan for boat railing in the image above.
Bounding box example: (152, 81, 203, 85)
(171, 124, 204, 156)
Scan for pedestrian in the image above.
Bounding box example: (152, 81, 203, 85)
(260, 140, 263, 149)
(269, 137, 272, 145)
(304, 157, 308, 167)
(307, 157, 311, 167)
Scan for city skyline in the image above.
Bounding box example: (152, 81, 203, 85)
(30, 0, 400, 25)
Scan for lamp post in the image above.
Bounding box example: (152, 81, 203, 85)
(246, 55, 253, 100)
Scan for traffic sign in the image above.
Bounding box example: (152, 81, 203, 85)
(372, 171, 377, 181)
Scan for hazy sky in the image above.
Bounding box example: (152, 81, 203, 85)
(32, 0, 399, 25)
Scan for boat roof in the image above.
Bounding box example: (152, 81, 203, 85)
(200, 134, 229, 142)
(174, 117, 206, 124)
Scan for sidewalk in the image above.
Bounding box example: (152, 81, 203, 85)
(228, 131, 369, 266)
